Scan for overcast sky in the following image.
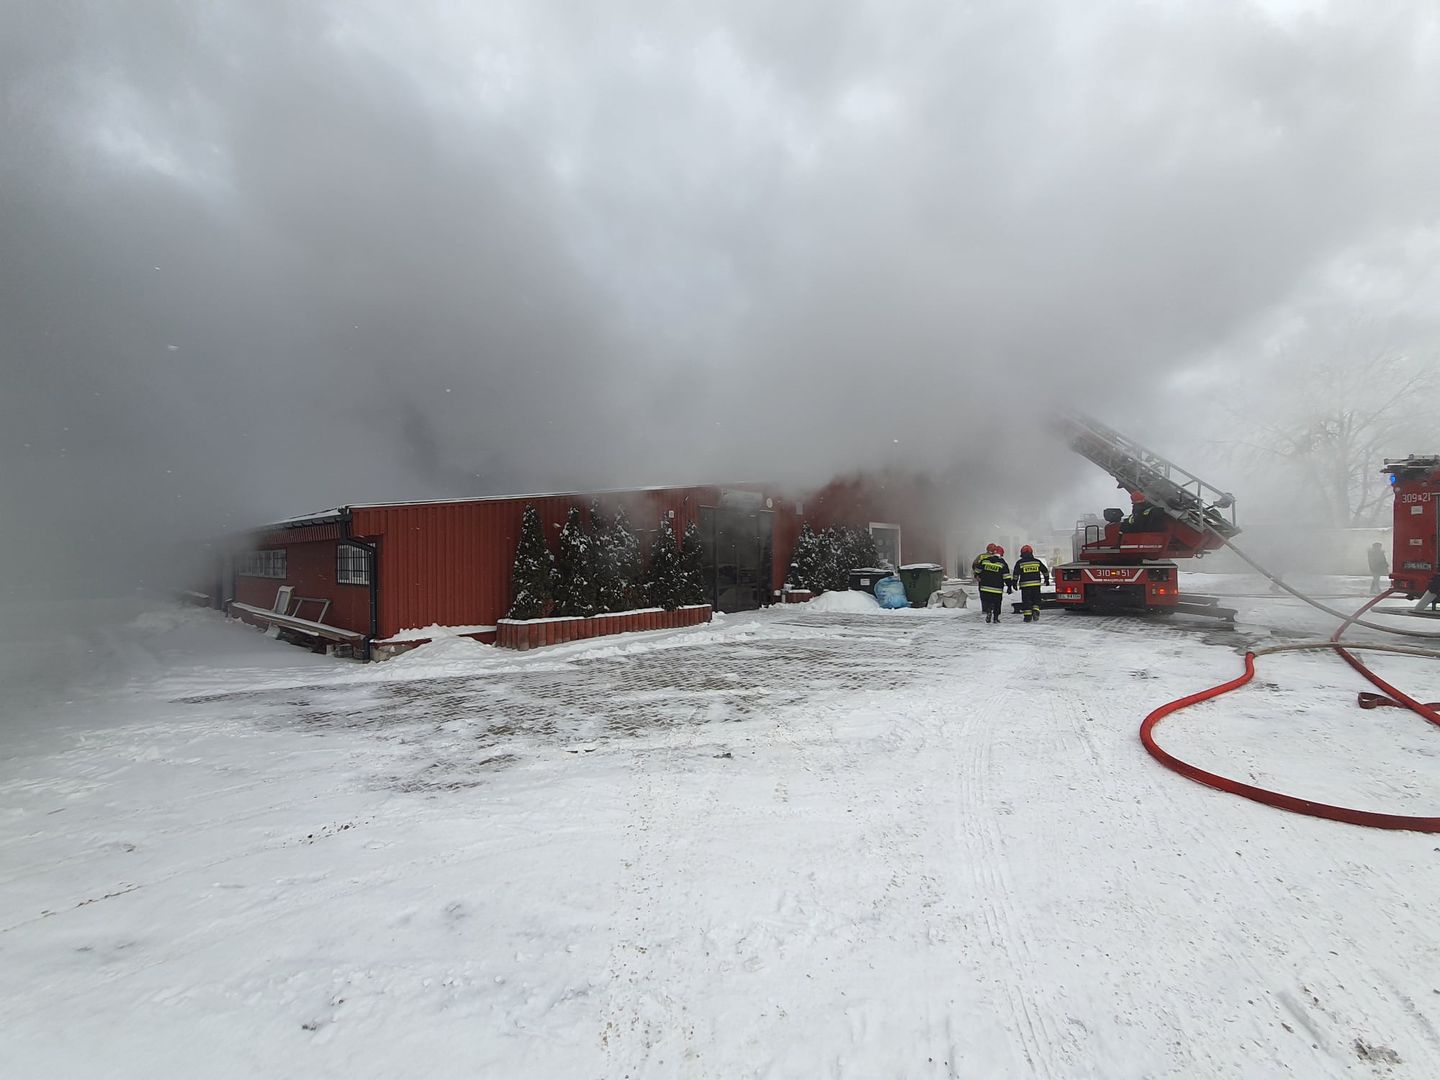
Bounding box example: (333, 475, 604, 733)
(3, 0, 1439, 590)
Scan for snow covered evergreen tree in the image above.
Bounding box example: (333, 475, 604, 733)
(555, 506, 596, 617)
(855, 525, 883, 570)
(837, 526, 882, 584)
(818, 526, 845, 592)
(506, 504, 556, 619)
(645, 516, 684, 609)
(812, 525, 885, 591)
(678, 520, 706, 606)
(586, 500, 622, 614)
(790, 523, 827, 593)
(607, 507, 643, 612)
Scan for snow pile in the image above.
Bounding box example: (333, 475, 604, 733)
(379, 623, 494, 643)
(384, 634, 490, 667)
(806, 589, 882, 613)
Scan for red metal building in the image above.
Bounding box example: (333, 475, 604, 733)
(226, 474, 944, 655)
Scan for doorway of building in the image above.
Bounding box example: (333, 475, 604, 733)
(869, 522, 902, 569)
(698, 507, 774, 612)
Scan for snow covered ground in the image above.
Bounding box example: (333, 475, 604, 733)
(2, 587, 1438, 1078)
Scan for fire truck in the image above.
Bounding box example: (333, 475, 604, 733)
(1051, 413, 1239, 622)
(1382, 455, 1440, 604)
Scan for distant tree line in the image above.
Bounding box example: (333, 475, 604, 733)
(788, 524, 882, 594)
(507, 503, 706, 619)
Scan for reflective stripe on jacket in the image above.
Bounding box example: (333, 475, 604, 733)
(976, 556, 1011, 594)
(1013, 557, 1050, 588)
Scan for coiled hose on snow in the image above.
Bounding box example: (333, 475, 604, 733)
(1139, 536, 1440, 832)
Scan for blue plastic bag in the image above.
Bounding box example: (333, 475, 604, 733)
(873, 575, 909, 609)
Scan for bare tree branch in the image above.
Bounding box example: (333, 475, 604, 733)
(1212, 326, 1435, 528)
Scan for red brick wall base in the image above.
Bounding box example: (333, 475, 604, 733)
(496, 606, 713, 650)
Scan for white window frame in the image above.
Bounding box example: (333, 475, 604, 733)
(238, 549, 286, 579)
(868, 522, 902, 568)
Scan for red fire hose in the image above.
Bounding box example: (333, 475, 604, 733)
(1139, 590, 1440, 832)
(1329, 592, 1440, 724)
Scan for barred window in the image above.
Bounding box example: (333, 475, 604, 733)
(237, 549, 286, 579)
(337, 542, 371, 585)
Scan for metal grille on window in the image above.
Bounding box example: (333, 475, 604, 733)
(337, 543, 370, 585)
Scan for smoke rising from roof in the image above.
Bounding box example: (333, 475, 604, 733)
(4, 1, 1440, 597)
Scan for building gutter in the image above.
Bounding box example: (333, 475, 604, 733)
(339, 508, 379, 661)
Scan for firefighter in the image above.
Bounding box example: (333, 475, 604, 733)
(971, 543, 996, 580)
(1122, 491, 1163, 532)
(1368, 542, 1389, 593)
(975, 545, 1012, 623)
(1012, 544, 1050, 622)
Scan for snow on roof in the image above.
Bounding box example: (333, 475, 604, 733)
(263, 509, 346, 528)
(346, 480, 774, 509)
(258, 481, 779, 531)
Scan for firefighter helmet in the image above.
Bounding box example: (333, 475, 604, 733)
(1131, 490, 1146, 504)
(1021, 544, 1033, 556)
(995, 545, 1005, 556)
(986, 543, 997, 554)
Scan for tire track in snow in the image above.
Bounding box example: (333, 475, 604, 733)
(1044, 630, 1322, 1076)
(1177, 799, 1435, 1074)
(597, 715, 718, 1076)
(739, 618, 972, 1075)
(953, 671, 1074, 1079)
(900, 656, 992, 1079)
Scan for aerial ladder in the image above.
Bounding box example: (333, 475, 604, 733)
(1051, 412, 1240, 623)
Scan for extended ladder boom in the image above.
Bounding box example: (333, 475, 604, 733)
(1054, 412, 1240, 537)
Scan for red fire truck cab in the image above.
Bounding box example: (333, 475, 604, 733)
(1053, 508, 1211, 613)
(1383, 455, 1440, 597)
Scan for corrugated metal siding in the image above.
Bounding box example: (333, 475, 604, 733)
(351, 487, 727, 639)
(355, 501, 508, 638)
(256, 523, 341, 546)
(231, 537, 370, 635)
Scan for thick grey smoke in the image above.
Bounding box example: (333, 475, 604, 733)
(4, 0, 1439, 597)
